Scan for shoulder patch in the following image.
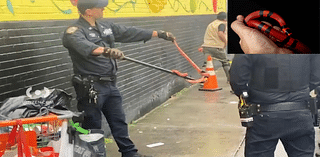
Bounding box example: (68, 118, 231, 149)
(66, 26, 78, 34)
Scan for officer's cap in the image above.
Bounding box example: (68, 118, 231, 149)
(77, 0, 109, 13)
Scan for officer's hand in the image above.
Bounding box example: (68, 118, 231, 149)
(231, 15, 293, 54)
(158, 30, 176, 42)
(103, 48, 124, 60)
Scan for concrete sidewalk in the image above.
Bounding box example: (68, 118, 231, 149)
(106, 68, 320, 157)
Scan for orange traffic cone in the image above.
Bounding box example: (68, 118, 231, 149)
(199, 56, 222, 91)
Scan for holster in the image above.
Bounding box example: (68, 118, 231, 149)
(72, 75, 92, 100)
(238, 92, 259, 127)
(238, 93, 260, 128)
(239, 103, 261, 118)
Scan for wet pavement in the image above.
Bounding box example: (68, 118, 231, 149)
(106, 68, 320, 157)
(106, 68, 244, 157)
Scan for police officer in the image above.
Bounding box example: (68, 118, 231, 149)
(201, 12, 230, 82)
(230, 54, 320, 157)
(62, 0, 175, 156)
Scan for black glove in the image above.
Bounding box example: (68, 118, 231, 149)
(103, 48, 124, 60)
(158, 30, 175, 42)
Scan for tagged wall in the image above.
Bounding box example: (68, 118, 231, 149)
(0, 0, 226, 21)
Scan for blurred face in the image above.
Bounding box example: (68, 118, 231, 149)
(86, 7, 105, 19)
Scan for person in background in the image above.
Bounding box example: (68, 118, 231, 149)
(201, 12, 230, 83)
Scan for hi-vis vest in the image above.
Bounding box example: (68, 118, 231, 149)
(202, 20, 227, 49)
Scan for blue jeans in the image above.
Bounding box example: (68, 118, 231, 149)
(245, 109, 315, 157)
(75, 81, 137, 154)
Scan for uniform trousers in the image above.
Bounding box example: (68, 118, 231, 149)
(245, 109, 315, 157)
(74, 81, 137, 155)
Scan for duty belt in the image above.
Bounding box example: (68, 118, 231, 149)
(259, 102, 309, 112)
(82, 75, 116, 82)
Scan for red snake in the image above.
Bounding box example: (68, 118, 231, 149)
(244, 10, 311, 54)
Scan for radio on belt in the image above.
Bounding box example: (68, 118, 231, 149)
(238, 91, 261, 127)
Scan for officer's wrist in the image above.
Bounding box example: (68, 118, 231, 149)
(92, 47, 106, 56)
(152, 31, 158, 37)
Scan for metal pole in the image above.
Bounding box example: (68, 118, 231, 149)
(123, 56, 195, 80)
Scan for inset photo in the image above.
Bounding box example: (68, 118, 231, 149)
(228, 0, 319, 54)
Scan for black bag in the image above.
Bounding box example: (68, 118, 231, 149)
(0, 88, 72, 119)
(73, 129, 106, 157)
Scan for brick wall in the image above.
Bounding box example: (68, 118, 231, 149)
(0, 21, 74, 101)
(0, 15, 215, 126)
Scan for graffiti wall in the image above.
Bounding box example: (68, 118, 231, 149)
(0, 0, 226, 21)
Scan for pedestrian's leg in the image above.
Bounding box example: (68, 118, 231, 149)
(222, 62, 230, 82)
(203, 48, 212, 70)
(201, 51, 206, 68)
(212, 48, 230, 82)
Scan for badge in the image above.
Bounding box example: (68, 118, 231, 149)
(103, 28, 113, 36)
(66, 26, 78, 34)
(89, 33, 97, 37)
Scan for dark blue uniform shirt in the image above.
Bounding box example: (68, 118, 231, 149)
(62, 17, 153, 76)
(230, 54, 320, 104)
